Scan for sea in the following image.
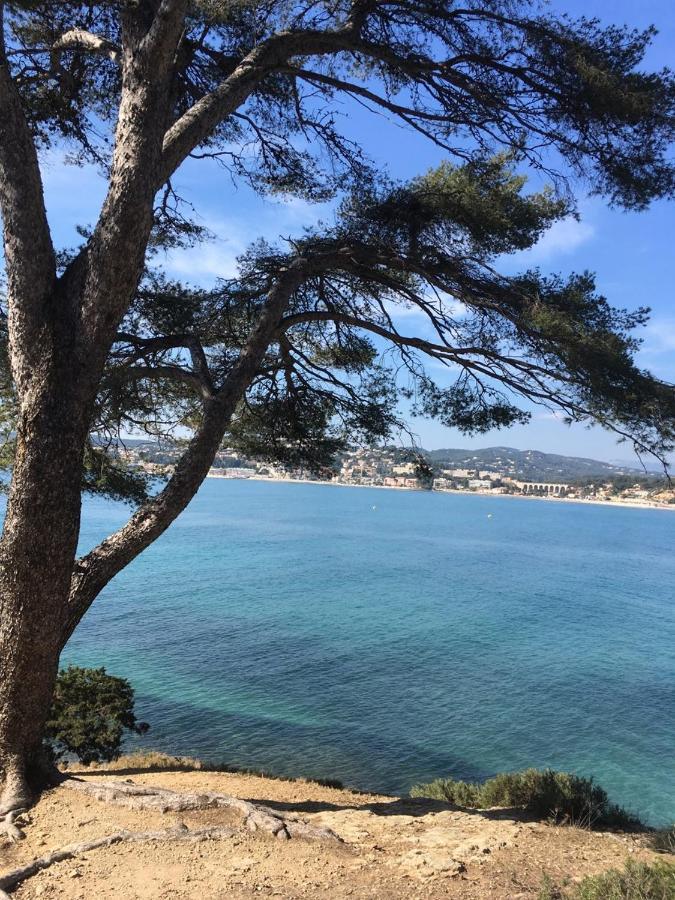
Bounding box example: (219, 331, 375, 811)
(61, 478, 675, 825)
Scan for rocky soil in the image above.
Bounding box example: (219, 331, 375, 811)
(0, 756, 664, 899)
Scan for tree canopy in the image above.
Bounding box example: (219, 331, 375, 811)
(102, 154, 675, 475)
(1, 0, 674, 500)
(6, 1, 675, 206)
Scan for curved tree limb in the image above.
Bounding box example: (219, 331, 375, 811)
(0, 4, 56, 389)
(114, 364, 214, 399)
(66, 262, 306, 639)
(159, 24, 363, 183)
(139, 0, 189, 61)
(52, 29, 121, 64)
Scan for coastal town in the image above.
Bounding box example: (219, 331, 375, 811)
(120, 443, 675, 508)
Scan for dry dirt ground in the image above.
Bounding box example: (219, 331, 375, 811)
(0, 757, 664, 900)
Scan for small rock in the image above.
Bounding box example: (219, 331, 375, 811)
(437, 860, 467, 876)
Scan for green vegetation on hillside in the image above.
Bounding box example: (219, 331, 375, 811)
(46, 667, 149, 765)
(539, 860, 675, 899)
(425, 446, 652, 482)
(411, 769, 642, 830)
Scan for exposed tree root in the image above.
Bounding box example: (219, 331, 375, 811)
(0, 768, 32, 821)
(0, 809, 26, 844)
(0, 777, 30, 845)
(1, 758, 60, 844)
(61, 776, 340, 842)
(0, 822, 236, 894)
(0, 777, 341, 896)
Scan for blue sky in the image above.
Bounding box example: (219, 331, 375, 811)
(37, 0, 675, 464)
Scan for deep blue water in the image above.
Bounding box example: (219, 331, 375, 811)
(63, 479, 675, 825)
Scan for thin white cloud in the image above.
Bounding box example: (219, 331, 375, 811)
(161, 195, 335, 286)
(382, 295, 467, 322)
(163, 240, 243, 283)
(639, 318, 675, 359)
(161, 213, 248, 283)
(521, 216, 595, 262)
(39, 147, 85, 180)
(268, 195, 329, 228)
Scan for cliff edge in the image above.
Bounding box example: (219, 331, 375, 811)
(0, 755, 665, 899)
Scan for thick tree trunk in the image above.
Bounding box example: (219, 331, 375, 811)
(0, 0, 205, 822)
(0, 382, 88, 813)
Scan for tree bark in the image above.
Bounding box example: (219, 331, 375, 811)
(0, 2, 347, 812)
(0, 259, 303, 814)
(0, 4, 187, 809)
(0, 380, 89, 813)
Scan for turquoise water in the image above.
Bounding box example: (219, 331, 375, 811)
(63, 480, 675, 825)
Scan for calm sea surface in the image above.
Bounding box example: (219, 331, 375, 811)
(62, 479, 675, 825)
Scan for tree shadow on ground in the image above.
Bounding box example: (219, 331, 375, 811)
(66, 762, 533, 824)
(251, 795, 533, 822)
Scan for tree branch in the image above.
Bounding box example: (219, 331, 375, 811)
(139, 0, 189, 61)
(115, 332, 196, 353)
(116, 364, 213, 399)
(0, 3, 56, 388)
(65, 262, 307, 639)
(159, 25, 360, 183)
(280, 310, 464, 362)
(68, 2, 189, 361)
(52, 29, 121, 65)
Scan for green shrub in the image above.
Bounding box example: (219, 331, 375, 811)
(410, 775, 481, 806)
(46, 666, 149, 764)
(410, 768, 642, 830)
(539, 860, 675, 899)
(538, 873, 565, 900)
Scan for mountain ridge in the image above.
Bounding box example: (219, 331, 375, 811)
(424, 445, 648, 481)
(113, 438, 659, 482)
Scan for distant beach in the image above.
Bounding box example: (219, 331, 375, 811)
(205, 471, 674, 511)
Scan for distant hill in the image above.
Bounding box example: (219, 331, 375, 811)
(425, 446, 645, 482)
(112, 437, 656, 483)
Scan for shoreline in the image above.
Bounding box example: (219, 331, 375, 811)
(204, 473, 674, 511)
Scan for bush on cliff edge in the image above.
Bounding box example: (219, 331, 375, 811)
(410, 768, 642, 830)
(539, 859, 675, 899)
(45, 666, 149, 765)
